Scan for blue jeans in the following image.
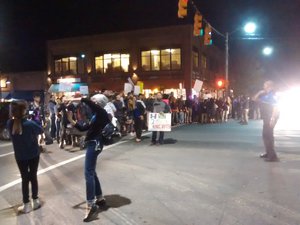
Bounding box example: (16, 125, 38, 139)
(152, 131, 164, 144)
(85, 141, 103, 205)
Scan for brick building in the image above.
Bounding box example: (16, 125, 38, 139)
(47, 25, 224, 96)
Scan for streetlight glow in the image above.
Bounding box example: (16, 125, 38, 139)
(263, 46, 273, 56)
(244, 22, 256, 34)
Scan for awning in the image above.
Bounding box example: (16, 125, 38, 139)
(48, 83, 89, 94)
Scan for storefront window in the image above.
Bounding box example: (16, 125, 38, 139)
(95, 53, 130, 73)
(141, 48, 181, 71)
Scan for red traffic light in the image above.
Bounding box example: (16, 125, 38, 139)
(216, 79, 224, 88)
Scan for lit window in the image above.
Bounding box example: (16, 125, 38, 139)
(95, 56, 104, 73)
(121, 54, 130, 72)
(151, 50, 160, 71)
(54, 57, 78, 75)
(141, 51, 151, 71)
(95, 53, 130, 74)
(171, 49, 181, 70)
(161, 49, 171, 70)
(141, 48, 181, 71)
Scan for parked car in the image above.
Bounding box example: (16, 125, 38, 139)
(0, 102, 10, 140)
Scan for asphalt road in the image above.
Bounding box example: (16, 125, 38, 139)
(0, 120, 300, 225)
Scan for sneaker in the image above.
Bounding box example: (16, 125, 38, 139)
(32, 198, 41, 210)
(95, 198, 106, 207)
(259, 153, 268, 158)
(136, 138, 141, 143)
(83, 204, 99, 222)
(18, 202, 32, 214)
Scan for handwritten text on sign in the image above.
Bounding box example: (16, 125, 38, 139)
(147, 113, 172, 132)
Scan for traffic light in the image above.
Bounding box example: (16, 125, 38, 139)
(216, 79, 225, 88)
(193, 13, 203, 36)
(178, 0, 188, 18)
(204, 24, 212, 45)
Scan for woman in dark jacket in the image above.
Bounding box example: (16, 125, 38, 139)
(67, 94, 110, 222)
(8, 100, 43, 214)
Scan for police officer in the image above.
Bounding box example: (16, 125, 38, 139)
(253, 80, 280, 162)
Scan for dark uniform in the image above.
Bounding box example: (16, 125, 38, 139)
(258, 91, 278, 161)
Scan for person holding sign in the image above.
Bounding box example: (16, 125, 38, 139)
(151, 92, 171, 145)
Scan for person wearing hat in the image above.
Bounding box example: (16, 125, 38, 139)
(67, 94, 110, 222)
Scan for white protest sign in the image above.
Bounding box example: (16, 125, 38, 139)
(79, 86, 89, 95)
(193, 79, 203, 93)
(124, 83, 133, 94)
(147, 113, 172, 132)
(134, 86, 141, 95)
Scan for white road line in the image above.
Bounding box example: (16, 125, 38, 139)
(0, 152, 14, 158)
(0, 143, 12, 148)
(0, 140, 127, 193)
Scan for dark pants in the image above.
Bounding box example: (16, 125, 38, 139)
(262, 119, 277, 159)
(16, 156, 40, 203)
(134, 118, 143, 139)
(85, 141, 102, 205)
(152, 131, 164, 144)
(50, 114, 56, 138)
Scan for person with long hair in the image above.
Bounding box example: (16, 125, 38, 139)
(7, 100, 43, 213)
(67, 94, 110, 222)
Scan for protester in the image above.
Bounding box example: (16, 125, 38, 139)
(134, 94, 146, 142)
(151, 92, 171, 145)
(7, 100, 43, 213)
(253, 80, 280, 162)
(48, 94, 57, 140)
(67, 94, 110, 222)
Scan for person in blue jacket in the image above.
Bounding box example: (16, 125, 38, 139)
(7, 100, 43, 213)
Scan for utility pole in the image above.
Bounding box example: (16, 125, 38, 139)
(225, 32, 229, 97)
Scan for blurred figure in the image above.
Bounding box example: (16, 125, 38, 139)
(8, 100, 43, 213)
(253, 80, 280, 162)
(48, 95, 57, 140)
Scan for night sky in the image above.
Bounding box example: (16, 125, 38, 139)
(1, 0, 300, 87)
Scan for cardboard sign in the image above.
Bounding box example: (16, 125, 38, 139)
(193, 79, 203, 93)
(147, 113, 172, 132)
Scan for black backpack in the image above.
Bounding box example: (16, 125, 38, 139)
(101, 122, 117, 145)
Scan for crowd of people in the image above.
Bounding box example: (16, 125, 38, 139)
(25, 90, 266, 151)
(8, 85, 276, 222)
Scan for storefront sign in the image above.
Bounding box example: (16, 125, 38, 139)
(147, 113, 172, 132)
(79, 86, 89, 95)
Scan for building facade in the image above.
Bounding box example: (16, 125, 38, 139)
(47, 25, 224, 96)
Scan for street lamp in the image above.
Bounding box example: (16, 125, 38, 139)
(225, 22, 257, 96)
(262, 46, 273, 56)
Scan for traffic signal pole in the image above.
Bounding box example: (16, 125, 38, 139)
(225, 32, 229, 97)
